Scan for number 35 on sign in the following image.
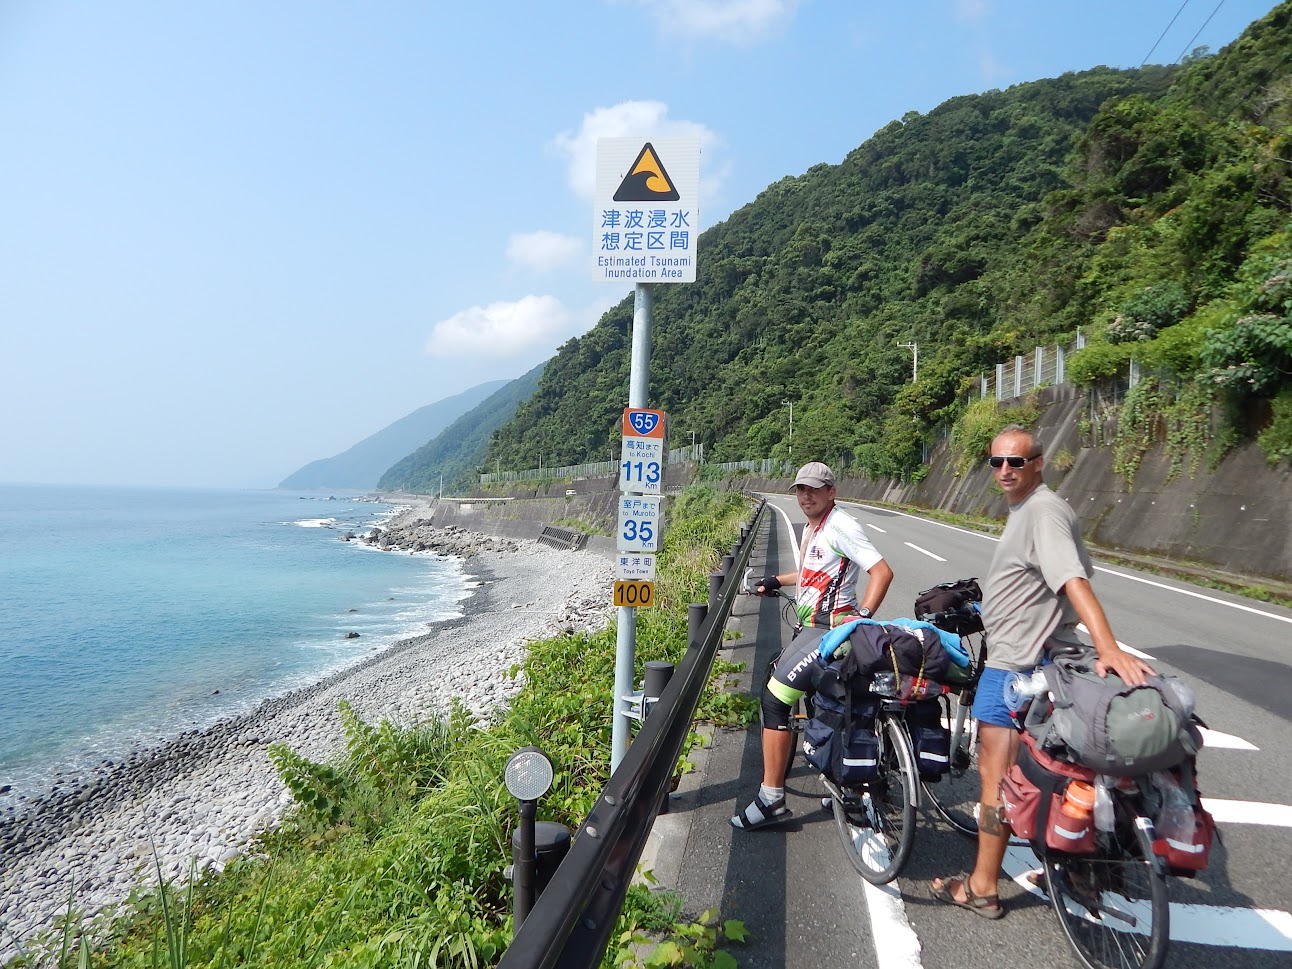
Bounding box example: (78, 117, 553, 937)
(617, 495, 662, 553)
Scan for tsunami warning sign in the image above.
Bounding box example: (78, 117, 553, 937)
(594, 137, 699, 284)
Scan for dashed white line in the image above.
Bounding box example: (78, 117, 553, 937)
(1199, 727, 1259, 750)
(1003, 845, 1292, 951)
(1200, 797, 1292, 827)
(903, 542, 946, 562)
(866, 523, 888, 533)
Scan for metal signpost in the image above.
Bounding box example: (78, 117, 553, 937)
(596, 136, 699, 771)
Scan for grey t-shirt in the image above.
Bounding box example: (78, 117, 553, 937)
(981, 483, 1092, 670)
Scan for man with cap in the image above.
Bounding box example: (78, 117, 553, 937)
(731, 461, 894, 829)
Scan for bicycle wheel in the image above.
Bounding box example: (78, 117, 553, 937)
(1043, 815, 1169, 969)
(831, 716, 918, 884)
(922, 689, 981, 836)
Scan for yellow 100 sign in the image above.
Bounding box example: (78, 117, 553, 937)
(613, 580, 655, 608)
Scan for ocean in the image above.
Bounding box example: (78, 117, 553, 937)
(0, 484, 469, 806)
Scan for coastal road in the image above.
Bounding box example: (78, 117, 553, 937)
(748, 493, 1292, 968)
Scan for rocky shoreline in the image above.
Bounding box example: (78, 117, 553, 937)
(0, 502, 612, 962)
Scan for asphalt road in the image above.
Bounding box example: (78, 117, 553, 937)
(645, 494, 1292, 969)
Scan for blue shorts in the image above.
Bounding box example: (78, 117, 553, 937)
(972, 667, 1035, 728)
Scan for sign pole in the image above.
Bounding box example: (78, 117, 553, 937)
(595, 135, 696, 774)
(611, 282, 653, 772)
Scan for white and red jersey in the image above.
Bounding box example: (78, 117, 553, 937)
(796, 506, 884, 628)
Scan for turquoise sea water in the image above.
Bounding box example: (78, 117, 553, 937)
(0, 484, 468, 805)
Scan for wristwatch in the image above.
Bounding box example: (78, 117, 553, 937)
(858, 607, 873, 619)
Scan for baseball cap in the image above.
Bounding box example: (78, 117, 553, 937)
(792, 461, 835, 489)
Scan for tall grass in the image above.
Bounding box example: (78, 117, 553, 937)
(9, 485, 752, 969)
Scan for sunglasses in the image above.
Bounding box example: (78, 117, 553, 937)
(988, 454, 1041, 469)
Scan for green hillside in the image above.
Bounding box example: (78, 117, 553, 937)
(486, 1, 1292, 479)
(377, 363, 545, 493)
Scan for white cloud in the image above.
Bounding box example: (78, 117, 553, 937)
(506, 231, 583, 273)
(550, 100, 717, 201)
(425, 295, 573, 358)
(625, 0, 801, 43)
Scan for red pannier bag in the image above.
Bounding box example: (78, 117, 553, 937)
(1002, 732, 1099, 854)
(1150, 762, 1216, 877)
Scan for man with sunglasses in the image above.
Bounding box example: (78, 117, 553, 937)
(931, 424, 1154, 918)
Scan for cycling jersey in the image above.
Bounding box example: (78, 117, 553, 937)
(796, 506, 883, 628)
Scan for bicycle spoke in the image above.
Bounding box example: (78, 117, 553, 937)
(922, 692, 982, 836)
(1045, 819, 1169, 969)
(832, 716, 917, 884)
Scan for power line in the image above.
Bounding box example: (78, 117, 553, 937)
(1175, 0, 1227, 64)
(1142, 0, 1192, 67)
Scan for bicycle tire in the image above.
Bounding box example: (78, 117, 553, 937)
(1043, 814, 1169, 969)
(831, 715, 918, 884)
(921, 689, 982, 837)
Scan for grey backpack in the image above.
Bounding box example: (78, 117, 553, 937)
(1022, 656, 1203, 777)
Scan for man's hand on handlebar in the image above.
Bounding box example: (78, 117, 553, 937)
(754, 575, 782, 597)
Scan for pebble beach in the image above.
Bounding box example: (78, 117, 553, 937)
(0, 501, 613, 961)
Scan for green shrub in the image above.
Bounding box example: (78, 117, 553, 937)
(1066, 341, 1133, 386)
(1257, 388, 1292, 464)
(948, 397, 1041, 476)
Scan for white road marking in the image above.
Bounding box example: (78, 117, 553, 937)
(866, 523, 888, 533)
(903, 542, 946, 562)
(765, 501, 802, 570)
(1094, 566, 1292, 626)
(862, 878, 924, 969)
(1004, 845, 1292, 950)
(1200, 797, 1292, 827)
(1199, 727, 1259, 750)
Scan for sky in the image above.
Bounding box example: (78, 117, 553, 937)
(0, 0, 1278, 489)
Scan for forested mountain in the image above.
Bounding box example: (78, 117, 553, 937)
(485, 1, 1292, 480)
(377, 362, 545, 494)
(278, 380, 508, 490)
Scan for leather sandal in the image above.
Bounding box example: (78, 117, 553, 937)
(930, 873, 1005, 919)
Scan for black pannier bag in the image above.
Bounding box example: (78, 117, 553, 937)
(802, 660, 880, 784)
(913, 578, 984, 635)
(907, 697, 951, 781)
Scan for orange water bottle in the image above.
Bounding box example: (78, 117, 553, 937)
(1049, 780, 1096, 851)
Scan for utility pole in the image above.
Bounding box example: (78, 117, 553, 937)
(898, 342, 918, 383)
(782, 399, 794, 465)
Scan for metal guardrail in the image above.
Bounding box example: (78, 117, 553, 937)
(497, 501, 767, 969)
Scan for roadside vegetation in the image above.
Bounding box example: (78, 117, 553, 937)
(11, 486, 754, 969)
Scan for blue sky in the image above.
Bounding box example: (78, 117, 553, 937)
(0, 0, 1276, 488)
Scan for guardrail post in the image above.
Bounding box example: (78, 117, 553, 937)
(708, 572, 722, 606)
(642, 661, 675, 814)
(688, 603, 707, 647)
(720, 554, 734, 577)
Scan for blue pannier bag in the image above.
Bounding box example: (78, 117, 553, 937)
(802, 662, 880, 784)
